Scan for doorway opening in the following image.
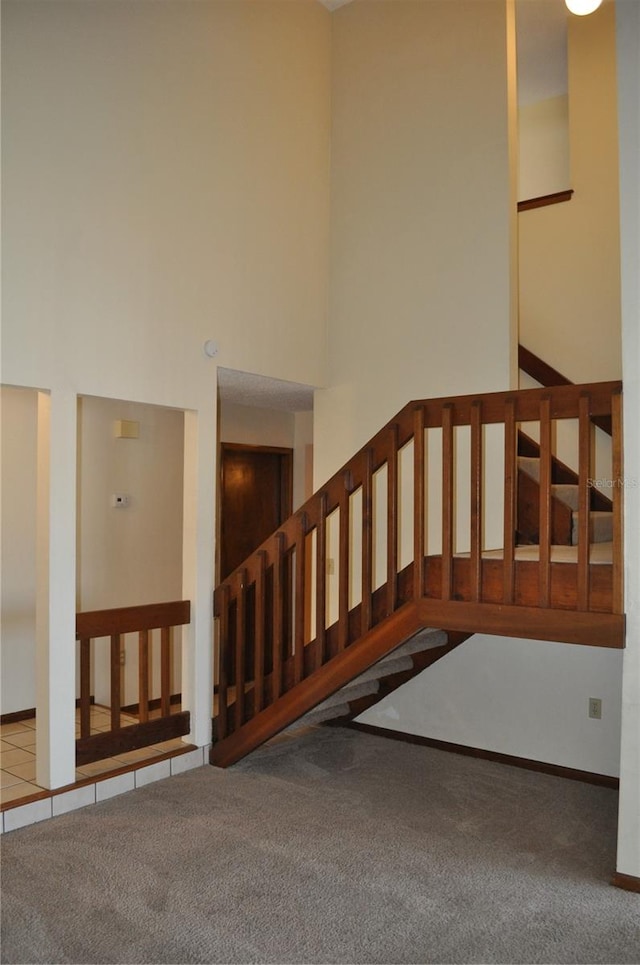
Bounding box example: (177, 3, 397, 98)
(216, 367, 315, 585)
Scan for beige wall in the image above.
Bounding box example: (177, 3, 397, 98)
(315, 0, 513, 484)
(1, 388, 38, 714)
(518, 1, 621, 382)
(77, 397, 184, 612)
(518, 94, 570, 201)
(1, 0, 331, 403)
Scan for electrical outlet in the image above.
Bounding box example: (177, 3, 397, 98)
(327, 558, 335, 575)
(588, 697, 602, 719)
(119, 650, 126, 667)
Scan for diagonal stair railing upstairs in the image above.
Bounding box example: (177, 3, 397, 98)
(213, 380, 624, 748)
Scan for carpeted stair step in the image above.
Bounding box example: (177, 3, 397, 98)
(286, 629, 449, 733)
(286, 679, 382, 733)
(286, 701, 354, 730)
(390, 627, 449, 657)
(571, 511, 614, 546)
(519, 459, 613, 544)
(552, 483, 580, 510)
(348, 653, 415, 686)
(518, 455, 540, 481)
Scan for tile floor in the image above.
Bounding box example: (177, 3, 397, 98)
(0, 705, 190, 807)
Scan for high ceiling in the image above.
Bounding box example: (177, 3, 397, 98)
(218, 367, 315, 413)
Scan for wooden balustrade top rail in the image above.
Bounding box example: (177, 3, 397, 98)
(76, 600, 190, 638)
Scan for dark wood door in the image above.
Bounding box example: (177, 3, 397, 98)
(219, 444, 293, 581)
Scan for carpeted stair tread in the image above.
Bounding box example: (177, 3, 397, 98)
(348, 653, 414, 686)
(286, 630, 448, 732)
(518, 455, 540, 481)
(552, 483, 580, 510)
(284, 701, 354, 730)
(571, 511, 614, 546)
(390, 627, 448, 657)
(286, 680, 382, 732)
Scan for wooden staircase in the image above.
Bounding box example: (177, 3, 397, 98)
(211, 378, 624, 768)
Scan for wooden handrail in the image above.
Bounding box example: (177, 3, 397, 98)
(214, 380, 623, 749)
(76, 599, 190, 638)
(518, 344, 612, 436)
(517, 189, 573, 213)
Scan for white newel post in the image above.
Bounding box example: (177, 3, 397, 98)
(35, 389, 77, 790)
(181, 398, 216, 750)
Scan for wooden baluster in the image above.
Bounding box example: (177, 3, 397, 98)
(272, 534, 284, 699)
(611, 389, 624, 614)
(160, 626, 171, 718)
(413, 407, 426, 600)
(294, 514, 307, 685)
(338, 472, 351, 652)
(253, 552, 266, 714)
(110, 634, 121, 731)
(217, 584, 230, 740)
(235, 569, 246, 726)
(386, 424, 399, 615)
(441, 404, 454, 601)
(138, 629, 150, 723)
(502, 399, 516, 604)
(315, 494, 327, 669)
(79, 638, 91, 739)
(362, 449, 374, 633)
(539, 397, 552, 607)
(470, 401, 483, 602)
(577, 394, 591, 611)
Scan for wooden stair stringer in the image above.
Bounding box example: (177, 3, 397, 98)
(210, 602, 426, 768)
(416, 599, 624, 648)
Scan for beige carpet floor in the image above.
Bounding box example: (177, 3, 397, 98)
(1, 726, 638, 964)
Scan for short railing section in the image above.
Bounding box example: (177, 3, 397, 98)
(214, 381, 624, 748)
(76, 600, 190, 766)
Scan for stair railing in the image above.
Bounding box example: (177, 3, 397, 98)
(76, 600, 190, 765)
(214, 380, 623, 742)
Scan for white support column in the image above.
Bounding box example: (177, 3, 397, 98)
(616, 0, 640, 881)
(35, 389, 77, 789)
(181, 396, 216, 749)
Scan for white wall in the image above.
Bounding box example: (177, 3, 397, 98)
(1, 0, 331, 402)
(615, 0, 640, 881)
(315, 0, 513, 483)
(518, 94, 570, 201)
(518, 1, 621, 382)
(77, 396, 184, 611)
(1, 387, 38, 714)
(359, 636, 623, 776)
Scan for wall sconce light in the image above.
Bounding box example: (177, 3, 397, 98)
(565, 0, 602, 15)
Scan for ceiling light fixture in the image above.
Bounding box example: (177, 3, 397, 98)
(565, 0, 602, 15)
